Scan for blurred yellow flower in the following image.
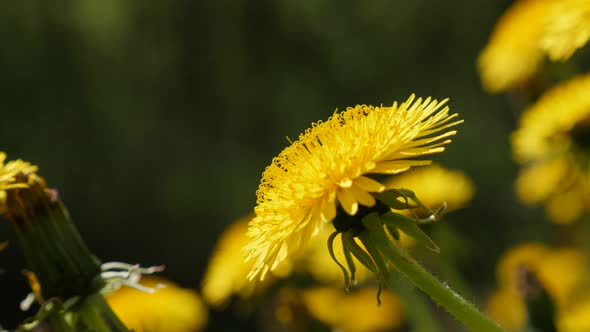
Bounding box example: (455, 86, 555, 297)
(542, 0, 590, 61)
(245, 95, 461, 281)
(383, 163, 474, 212)
(382, 164, 474, 248)
(301, 287, 404, 332)
(478, 0, 550, 93)
(202, 216, 285, 307)
(487, 244, 588, 331)
(106, 277, 207, 332)
(487, 287, 525, 332)
(512, 73, 590, 223)
(558, 292, 590, 332)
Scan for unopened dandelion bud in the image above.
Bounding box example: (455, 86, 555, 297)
(0, 152, 133, 331)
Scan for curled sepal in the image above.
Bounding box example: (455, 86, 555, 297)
(342, 230, 379, 275)
(374, 188, 435, 216)
(381, 212, 440, 253)
(343, 229, 388, 305)
(341, 231, 357, 287)
(327, 231, 350, 291)
(355, 232, 389, 304)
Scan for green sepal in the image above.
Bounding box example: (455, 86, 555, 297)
(384, 224, 400, 241)
(381, 212, 440, 253)
(327, 231, 350, 291)
(341, 230, 357, 286)
(343, 230, 379, 275)
(374, 188, 434, 215)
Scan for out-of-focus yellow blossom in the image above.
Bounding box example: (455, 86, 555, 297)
(558, 292, 590, 332)
(478, 0, 550, 93)
(245, 95, 461, 281)
(106, 277, 207, 332)
(487, 244, 588, 331)
(302, 287, 404, 332)
(542, 0, 590, 61)
(382, 164, 474, 248)
(487, 287, 525, 332)
(512, 73, 590, 224)
(0, 241, 6, 251)
(298, 227, 372, 284)
(202, 216, 286, 307)
(383, 164, 474, 212)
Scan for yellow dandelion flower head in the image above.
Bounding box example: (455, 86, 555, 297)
(477, 0, 551, 93)
(512, 73, 590, 223)
(297, 226, 372, 284)
(106, 277, 208, 332)
(202, 216, 285, 307)
(542, 0, 590, 61)
(245, 95, 462, 280)
(301, 287, 404, 332)
(487, 244, 589, 330)
(0, 152, 38, 213)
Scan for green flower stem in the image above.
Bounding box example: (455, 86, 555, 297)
(73, 293, 130, 332)
(393, 279, 443, 332)
(358, 231, 441, 332)
(12, 206, 103, 300)
(361, 213, 505, 332)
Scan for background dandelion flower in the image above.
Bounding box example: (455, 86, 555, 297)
(107, 276, 208, 332)
(382, 163, 474, 248)
(202, 216, 287, 307)
(245, 94, 462, 281)
(477, 0, 550, 93)
(558, 292, 590, 332)
(383, 163, 474, 212)
(301, 287, 404, 332)
(512, 72, 590, 223)
(542, 0, 590, 61)
(486, 244, 588, 331)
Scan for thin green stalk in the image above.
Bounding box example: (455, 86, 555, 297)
(361, 213, 505, 332)
(393, 280, 443, 332)
(73, 293, 130, 332)
(358, 231, 441, 332)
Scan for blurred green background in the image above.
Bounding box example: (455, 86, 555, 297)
(0, 0, 557, 330)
